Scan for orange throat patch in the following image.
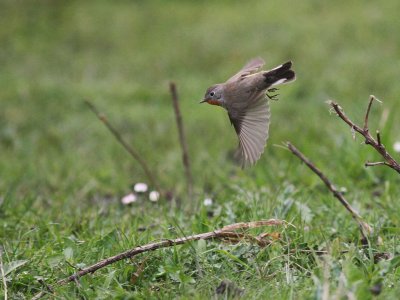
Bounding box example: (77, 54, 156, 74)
(207, 99, 221, 106)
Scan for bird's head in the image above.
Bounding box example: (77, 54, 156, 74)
(200, 84, 223, 106)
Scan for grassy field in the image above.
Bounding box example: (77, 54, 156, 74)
(1, 1, 400, 299)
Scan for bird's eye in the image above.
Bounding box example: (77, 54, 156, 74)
(209, 91, 215, 97)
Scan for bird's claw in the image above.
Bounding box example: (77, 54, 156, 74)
(267, 88, 279, 101)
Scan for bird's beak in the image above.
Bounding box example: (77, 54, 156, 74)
(199, 98, 208, 104)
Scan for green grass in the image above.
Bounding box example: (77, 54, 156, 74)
(1, 0, 400, 299)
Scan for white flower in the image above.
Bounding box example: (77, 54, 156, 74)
(393, 141, 400, 153)
(149, 191, 160, 202)
(203, 198, 213, 206)
(121, 193, 137, 205)
(134, 182, 148, 193)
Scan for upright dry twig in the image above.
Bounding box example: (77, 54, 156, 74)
(85, 100, 160, 190)
(32, 219, 287, 299)
(169, 82, 194, 199)
(286, 142, 372, 242)
(329, 96, 400, 174)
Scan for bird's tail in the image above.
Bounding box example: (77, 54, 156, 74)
(263, 61, 295, 86)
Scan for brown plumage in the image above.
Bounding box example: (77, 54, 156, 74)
(201, 58, 295, 167)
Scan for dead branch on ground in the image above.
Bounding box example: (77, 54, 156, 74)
(85, 100, 160, 190)
(169, 82, 194, 199)
(32, 219, 287, 299)
(286, 142, 372, 242)
(329, 96, 400, 174)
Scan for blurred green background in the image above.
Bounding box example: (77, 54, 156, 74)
(1, 0, 400, 298)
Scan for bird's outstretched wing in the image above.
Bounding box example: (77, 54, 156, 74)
(228, 93, 270, 167)
(226, 57, 265, 84)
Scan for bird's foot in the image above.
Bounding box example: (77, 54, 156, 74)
(267, 88, 279, 101)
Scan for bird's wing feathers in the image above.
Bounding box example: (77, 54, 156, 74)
(220, 59, 294, 167)
(226, 57, 265, 83)
(228, 93, 270, 167)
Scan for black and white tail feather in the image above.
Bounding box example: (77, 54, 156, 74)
(264, 61, 295, 86)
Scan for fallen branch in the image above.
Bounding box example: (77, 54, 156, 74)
(286, 142, 372, 242)
(85, 100, 160, 190)
(169, 82, 194, 199)
(32, 219, 287, 299)
(329, 96, 400, 174)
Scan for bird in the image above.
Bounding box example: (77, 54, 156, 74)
(200, 57, 295, 167)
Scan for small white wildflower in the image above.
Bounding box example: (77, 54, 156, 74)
(121, 193, 137, 205)
(203, 198, 213, 206)
(149, 191, 160, 202)
(134, 182, 148, 193)
(393, 141, 400, 153)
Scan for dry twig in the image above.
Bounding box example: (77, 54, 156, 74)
(286, 142, 372, 242)
(32, 219, 286, 299)
(85, 100, 160, 190)
(329, 96, 400, 174)
(169, 82, 194, 199)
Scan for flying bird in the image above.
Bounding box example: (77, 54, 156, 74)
(201, 57, 295, 167)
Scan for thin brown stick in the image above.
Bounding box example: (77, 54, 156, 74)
(85, 100, 160, 190)
(329, 97, 400, 174)
(286, 142, 372, 241)
(169, 82, 193, 199)
(32, 219, 286, 299)
(365, 161, 387, 167)
(363, 95, 375, 131)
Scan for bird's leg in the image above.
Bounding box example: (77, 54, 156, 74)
(267, 88, 279, 101)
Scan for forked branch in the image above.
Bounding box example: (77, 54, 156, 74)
(286, 142, 372, 242)
(329, 96, 400, 174)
